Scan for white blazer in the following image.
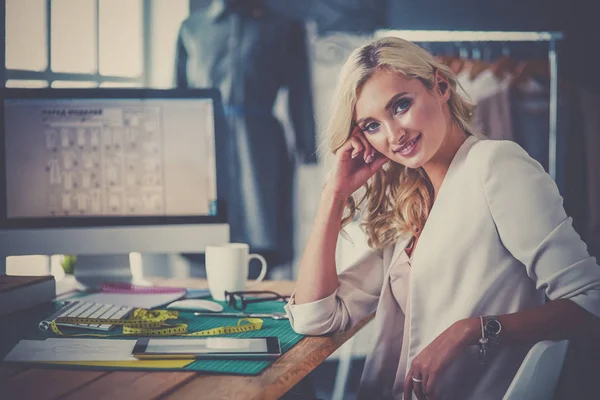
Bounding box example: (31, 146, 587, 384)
(285, 135, 600, 400)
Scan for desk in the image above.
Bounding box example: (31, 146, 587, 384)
(0, 279, 374, 400)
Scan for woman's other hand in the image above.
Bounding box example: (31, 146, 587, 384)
(325, 127, 388, 198)
(404, 319, 477, 400)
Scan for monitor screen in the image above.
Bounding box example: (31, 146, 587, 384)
(0, 89, 227, 228)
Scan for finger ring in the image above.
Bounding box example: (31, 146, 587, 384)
(412, 376, 423, 383)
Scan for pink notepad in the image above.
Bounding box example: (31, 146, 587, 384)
(68, 282, 188, 308)
(101, 282, 186, 295)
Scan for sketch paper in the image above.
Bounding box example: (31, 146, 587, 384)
(4, 338, 138, 362)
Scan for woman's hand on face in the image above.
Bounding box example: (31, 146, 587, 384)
(325, 127, 388, 198)
(404, 320, 474, 400)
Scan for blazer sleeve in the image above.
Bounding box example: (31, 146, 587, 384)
(284, 249, 385, 335)
(478, 140, 600, 318)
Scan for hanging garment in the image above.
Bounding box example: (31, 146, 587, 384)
(579, 88, 600, 259)
(457, 66, 503, 104)
(457, 67, 514, 141)
(475, 76, 514, 141)
(175, 0, 317, 264)
(510, 79, 588, 237)
(459, 64, 587, 239)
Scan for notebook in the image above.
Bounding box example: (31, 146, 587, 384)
(0, 275, 56, 316)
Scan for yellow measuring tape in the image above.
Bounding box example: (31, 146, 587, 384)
(51, 308, 263, 338)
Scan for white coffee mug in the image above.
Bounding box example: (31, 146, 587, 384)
(205, 243, 268, 301)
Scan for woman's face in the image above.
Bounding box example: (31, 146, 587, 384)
(354, 68, 450, 169)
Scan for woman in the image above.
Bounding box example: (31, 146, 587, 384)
(285, 37, 600, 400)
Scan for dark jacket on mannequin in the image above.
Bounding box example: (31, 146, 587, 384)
(175, 0, 317, 266)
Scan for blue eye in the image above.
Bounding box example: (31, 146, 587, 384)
(363, 122, 380, 134)
(394, 98, 412, 114)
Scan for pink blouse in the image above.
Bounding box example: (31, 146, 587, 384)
(388, 248, 413, 395)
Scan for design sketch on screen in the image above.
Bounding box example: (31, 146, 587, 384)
(4, 98, 218, 219)
(43, 107, 166, 216)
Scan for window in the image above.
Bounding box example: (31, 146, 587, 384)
(4, 0, 158, 88)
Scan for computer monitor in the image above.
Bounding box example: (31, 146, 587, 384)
(0, 88, 230, 284)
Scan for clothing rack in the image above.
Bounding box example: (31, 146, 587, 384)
(375, 30, 564, 180)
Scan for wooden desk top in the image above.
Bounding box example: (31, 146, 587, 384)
(0, 279, 373, 400)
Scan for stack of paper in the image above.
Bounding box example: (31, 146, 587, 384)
(4, 338, 191, 368)
(5, 338, 139, 362)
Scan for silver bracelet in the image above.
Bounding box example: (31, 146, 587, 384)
(478, 316, 489, 364)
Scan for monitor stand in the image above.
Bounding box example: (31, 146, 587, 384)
(73, 254, 148, 290)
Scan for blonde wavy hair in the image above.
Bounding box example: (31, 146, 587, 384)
(325, 36, 477, 249)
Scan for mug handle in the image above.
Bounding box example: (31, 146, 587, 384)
(246, 253, 267, 287)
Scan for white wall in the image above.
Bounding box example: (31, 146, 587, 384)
(149, 0, 190, 88)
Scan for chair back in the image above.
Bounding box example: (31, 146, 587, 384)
(502, 340, 569, 400)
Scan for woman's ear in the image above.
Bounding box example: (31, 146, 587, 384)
(434, 71, 451, 103)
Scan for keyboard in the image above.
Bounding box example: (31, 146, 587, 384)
(39, 300, 134, 332)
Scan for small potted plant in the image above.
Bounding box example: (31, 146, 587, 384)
(61, 255, 77, 275)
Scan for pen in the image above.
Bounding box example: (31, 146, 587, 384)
(193, 312, 289, 320)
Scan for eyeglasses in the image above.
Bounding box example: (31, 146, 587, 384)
(224, 290, 290, 311)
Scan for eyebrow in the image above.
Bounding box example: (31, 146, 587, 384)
(355, 92, 410, 126)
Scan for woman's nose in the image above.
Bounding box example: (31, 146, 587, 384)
(387, 124, 406, 145)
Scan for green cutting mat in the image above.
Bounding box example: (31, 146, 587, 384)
(8, 298, 304, 375)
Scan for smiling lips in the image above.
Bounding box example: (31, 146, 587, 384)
(393, 133, 422, 156)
